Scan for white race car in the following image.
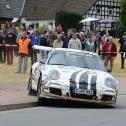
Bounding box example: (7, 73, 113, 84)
(27, 45, 118, 106)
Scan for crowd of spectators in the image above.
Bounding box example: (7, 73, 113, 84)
(0, 23, 126, 73)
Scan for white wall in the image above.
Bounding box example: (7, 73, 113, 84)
(21, 18, 55, 28)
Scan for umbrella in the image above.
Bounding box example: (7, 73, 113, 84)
(80, 17, 99, 23)
(99, 19, 114, 23)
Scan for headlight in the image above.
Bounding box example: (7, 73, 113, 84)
(105, 78, 117, 89)
(48, 69, 60, 80)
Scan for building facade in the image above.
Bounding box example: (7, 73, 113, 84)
(83, 0, 120, 31)
(0, 0, 120, 31)
(0, 0, 96, 28)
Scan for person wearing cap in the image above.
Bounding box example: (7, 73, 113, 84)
(119, 32, 126, 69)
(16, 32, 31, 73)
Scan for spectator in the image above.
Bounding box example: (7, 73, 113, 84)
(16, 32, 31, 73)
(119, 32, 126, 69)
(85, 28, 92, 38)
(98, 35, 106, 60)
(40, 33, 48, 46)
(53, 34, 63, 48)
(95, 32, 101, 52)
(0, 24, 7, 63)
(104, 32, 110, 43)
(103, 37, 117, 71)
(47, 33, 55, 47)
(68, 31, 82, 50)
(56, 24, 62, 34)
(40, 33, 49, 59)
(12, 27, 18, 56)
(5, 28, 17, 64)
(29, 30, 41, 64)
(61, 31, 69, 48)
(16, 26, 26, 43)
(79, 32, 86, 50)
(85, 35, 95, 52)
(48, 23, 53, 33)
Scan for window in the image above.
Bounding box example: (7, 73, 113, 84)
(36, 23, 39, 28)
(47, 50, 106, 72)
(97, 8, 101, 14)
(108, 9, 113, 15)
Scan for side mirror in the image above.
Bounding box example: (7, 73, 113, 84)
(106, 67, 112, 73)
(40, 59, 47, 64)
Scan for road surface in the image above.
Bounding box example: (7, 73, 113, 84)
(0, 95, 126, 126)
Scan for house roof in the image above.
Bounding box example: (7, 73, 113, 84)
(0, 0, 25, 18)
(22, 0, 97, 20)
(0, 0, 97, 20)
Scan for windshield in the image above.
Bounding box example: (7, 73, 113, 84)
(47, 50, 106, 72)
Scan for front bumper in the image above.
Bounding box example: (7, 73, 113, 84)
(38, 79, 117, 105)
(39, 87, 117, 105)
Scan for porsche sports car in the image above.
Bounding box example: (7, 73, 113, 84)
(27, 45, 118, 105)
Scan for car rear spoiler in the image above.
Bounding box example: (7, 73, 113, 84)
(33, 45, 53, 51)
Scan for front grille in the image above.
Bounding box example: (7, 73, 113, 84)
(71, 93, 94, 100)
(49, 87, 62, 96)
(101, 95, 113, 101)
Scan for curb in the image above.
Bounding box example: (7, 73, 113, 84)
(0, 93, 126, 111)
(0, 101, 38, 111)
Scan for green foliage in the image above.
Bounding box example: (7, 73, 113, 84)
(55, 11, 82, 32)
(119, 0, 126, 29)
(37, 24, 48, 33)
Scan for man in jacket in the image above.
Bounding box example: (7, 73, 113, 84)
(79, 32, 86, 50)
(53, 34, 63, 48)
(29, 30, 40, 64)
(0, 24, 7, 63)
(85, 35, 95, 52)
(103, 37, 117, 71)
(16, 32, 31, 73)
(68, 31, 82, 50)
(119, 32, 126, 69)
(5, 28, 17, 64)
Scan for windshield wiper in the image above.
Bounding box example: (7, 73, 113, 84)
(50, 63, 67, 66)
(83, 66, 94, 69)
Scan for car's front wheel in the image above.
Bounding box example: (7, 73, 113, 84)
(37, 73, 43, 103)
(27, 69, 37, 96)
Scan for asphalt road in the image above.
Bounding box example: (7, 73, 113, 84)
(0, 95, 126, 126)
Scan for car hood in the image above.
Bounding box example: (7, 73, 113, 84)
(42, 65, 114, 84)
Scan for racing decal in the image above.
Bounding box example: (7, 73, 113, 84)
(69, 70, 82, 84)
(90, 74, 97, 97)
(78, 71, 89, 89)
(69, 70, 97, 99)
(69, 70, 83, 93)
(90, 75, 97, 90)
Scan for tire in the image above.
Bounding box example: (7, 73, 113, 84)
(37, 74, 50, 105)
(37, 73, 43, 103)
(28, 69, 37, 96)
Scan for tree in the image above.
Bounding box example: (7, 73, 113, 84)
(119, 0, 126, 29)
(37, 24, 48, 33)
(55, 11, 82, 33)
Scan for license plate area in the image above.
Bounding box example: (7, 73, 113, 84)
(75, 88, 94, 96)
